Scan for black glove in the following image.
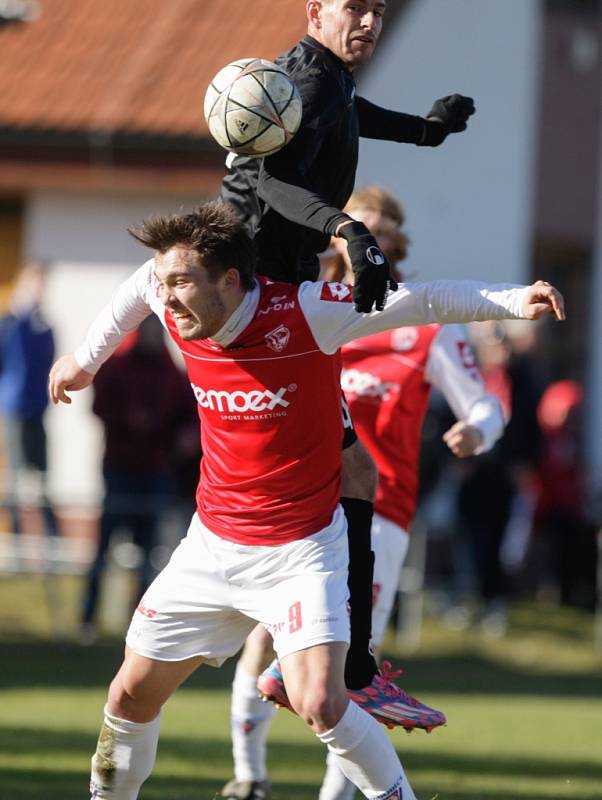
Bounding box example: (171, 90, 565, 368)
(339, 222, 398, 313)
(420, 93, 475, 147)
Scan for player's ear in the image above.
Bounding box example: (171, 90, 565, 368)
(307, 0, 323, 28)
(222, 268, 240, 290)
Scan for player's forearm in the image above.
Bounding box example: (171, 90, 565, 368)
(427, 324, 504, 454)
(356, 97, 426, 144)
(464, 396, 505, 454)
(402, 280, 527, 325)
(302, 280, 528, 354)
(257, 166, 349, 235)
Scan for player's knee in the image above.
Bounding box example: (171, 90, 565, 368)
(107, 675, 160, 723)
(107, 677, 136, 720)
(289, 685, 346, 732)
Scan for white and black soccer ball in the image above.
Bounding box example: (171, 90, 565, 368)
(204, 58, 302, 158)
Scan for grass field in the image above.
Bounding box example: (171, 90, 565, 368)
(1, 575, 601, 800)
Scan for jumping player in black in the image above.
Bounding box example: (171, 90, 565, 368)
(220, 7, 474, 794)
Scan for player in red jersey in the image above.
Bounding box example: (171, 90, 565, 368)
(336, 187, 505, 645)
(49, 202, 563, 800)
(323, 187, 507, 799)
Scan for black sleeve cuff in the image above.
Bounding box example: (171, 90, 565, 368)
(417, 119, 448, 147)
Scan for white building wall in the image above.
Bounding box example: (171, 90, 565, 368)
(357, 0, 543, 285)
(24, 190, 201, 507)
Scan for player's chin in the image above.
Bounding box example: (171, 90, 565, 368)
(179, 328, 204, 341)
(176, 319, 203, 340)
(348, 41, 375, 64)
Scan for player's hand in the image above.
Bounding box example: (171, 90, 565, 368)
(443, 421, 483, 458)
(521, 280, 565, 321)
(48, 354, 94, 405)
(338, 221, 398, 312)
(421, 94, 475, 146)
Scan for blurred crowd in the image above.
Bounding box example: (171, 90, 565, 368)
(0, 262, 200, 640)
(420, 316, 598, 635)
(0, 261, 598, 640)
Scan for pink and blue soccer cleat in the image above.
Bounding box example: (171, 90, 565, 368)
(347, 660, 446, 732)
(257, 658, 446, 733)
(256, 659, 294, 712)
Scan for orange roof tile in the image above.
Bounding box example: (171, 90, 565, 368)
(0, 0, 308, 138)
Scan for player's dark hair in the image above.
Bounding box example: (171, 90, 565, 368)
(129, 201, 256, 291)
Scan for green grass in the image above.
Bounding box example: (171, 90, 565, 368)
(1, 575, 601, 799)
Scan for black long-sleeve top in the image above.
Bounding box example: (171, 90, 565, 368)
(220, 35, 427, 282)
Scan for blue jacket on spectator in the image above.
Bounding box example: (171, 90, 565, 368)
(0, 308, 55, 418)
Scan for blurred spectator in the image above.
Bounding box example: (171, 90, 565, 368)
(0, 261, 58, 537)
(535, 380, 597, 609)
(455, 320, 544, 635)
(81, 315, 195, 638)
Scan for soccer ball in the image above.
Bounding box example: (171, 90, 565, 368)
(204, 58, 302, 158)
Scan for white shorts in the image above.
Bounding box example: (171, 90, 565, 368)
(126, 506, 350, 667)
(371, 513, 410, 648)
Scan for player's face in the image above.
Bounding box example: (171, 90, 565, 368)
(312, 0, 385, 67)
(154, 246, 229, 341)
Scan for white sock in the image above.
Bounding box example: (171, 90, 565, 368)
(90, 706, 161, 799)
(319, 750, 357, 800)
(231, 661, 276, 782)
(316, 702, 417, 800)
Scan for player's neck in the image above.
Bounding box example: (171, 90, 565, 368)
(305, 31, 356, 72)
(210, 281, 259, 346)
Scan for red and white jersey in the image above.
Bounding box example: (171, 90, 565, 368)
(166, 278, 344, 545)
(75, 261, 526, 546)
(341, 325, 504, 531)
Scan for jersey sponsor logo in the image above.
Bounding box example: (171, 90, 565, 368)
(191, 382, 291, 413)
(391, 327, 418, 352)
(258, 297, 296, 316)
(265, 324, 290, 352)
(366, 245, 386, 266)
(341, 368, 400, 401)
(320, 282, 353, 303)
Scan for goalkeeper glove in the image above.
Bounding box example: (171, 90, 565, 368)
(339, 222, 398, 313)
(420, 94, 475, 147)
